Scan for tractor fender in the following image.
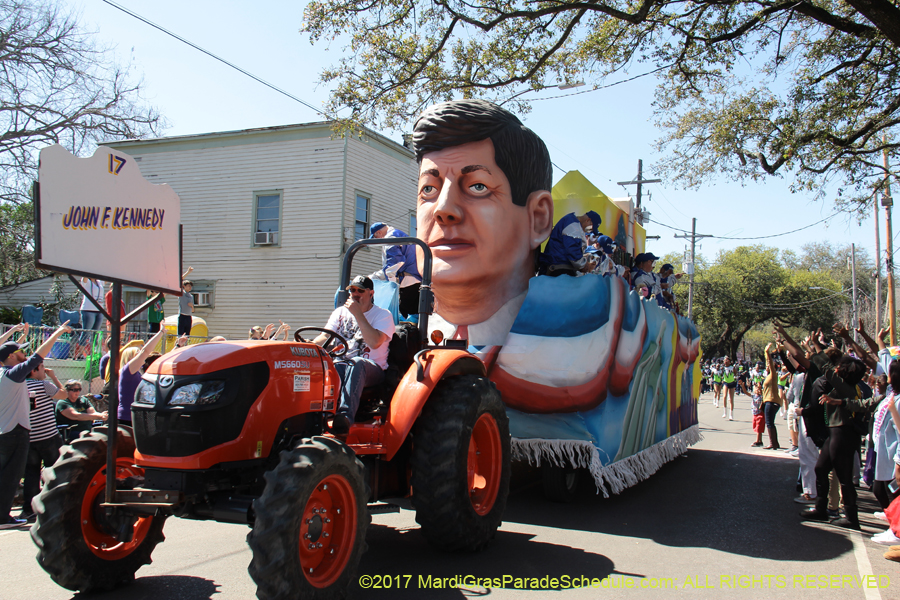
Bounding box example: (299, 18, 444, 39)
(382, 349, 486, 460)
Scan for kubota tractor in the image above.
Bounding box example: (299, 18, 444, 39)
(31, 238, 510, 599)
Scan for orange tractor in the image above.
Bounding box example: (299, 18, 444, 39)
(31, 238, 510, 599)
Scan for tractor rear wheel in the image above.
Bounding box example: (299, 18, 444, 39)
(248, 436, 369, 600)
(411, 374, 510, 551)
(30, 428, 166, 592)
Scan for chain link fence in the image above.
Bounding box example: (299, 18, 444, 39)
(0, 323, 209, 394)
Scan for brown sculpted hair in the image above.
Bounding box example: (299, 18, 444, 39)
(412, 99, 552, 207)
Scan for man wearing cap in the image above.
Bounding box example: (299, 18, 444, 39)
(0, 321, 72, 528)
(539, 211, 602, 276)
(315, 275, 395, 434)
(657, 263, 684, 310)
(595, 234, 627, 278)
(631, 252, 660, 296)
(369, 222, 423, 318)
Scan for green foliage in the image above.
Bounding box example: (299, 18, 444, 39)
(0, 306, 22, 325)
(0, 201, 39, 287)
(688, 244, 844, 358)
(302, 0, 900, 206)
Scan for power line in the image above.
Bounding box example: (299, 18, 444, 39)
(739, 291, 847, 309)
(527, 64, 674, 102)
(713, 213, 840, 240)
(649, 212, 841, 240)
(101, 0, 330, 120)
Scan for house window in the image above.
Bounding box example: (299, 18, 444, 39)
(354, 194, 369, 241)
(124, 291, 147, 334)
(253, 191, 282, 246)
(408, 211, 417, 237)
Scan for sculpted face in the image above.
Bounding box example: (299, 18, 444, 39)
(417, 138, 540, 297)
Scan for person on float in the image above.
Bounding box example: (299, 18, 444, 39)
(368, 222, 423, 318)
(538, 211, 602, 277)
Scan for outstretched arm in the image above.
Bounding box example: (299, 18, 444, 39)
(833, 323, 876, 371)
(856, 319, 880, 355)
(773, 322, 810, 369)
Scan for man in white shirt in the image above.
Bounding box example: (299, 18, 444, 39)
(315, 276, 395, 434)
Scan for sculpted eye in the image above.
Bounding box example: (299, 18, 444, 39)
(420, 185, 436, 195)
(469, 183, 487, 193)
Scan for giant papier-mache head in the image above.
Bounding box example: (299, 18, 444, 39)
(412, 99, 552, 207)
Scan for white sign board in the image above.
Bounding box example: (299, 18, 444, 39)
(36, 145, 182, 294)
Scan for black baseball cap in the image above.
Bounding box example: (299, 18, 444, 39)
(347, 275, 374, 291)
(0, 342, 25, 362)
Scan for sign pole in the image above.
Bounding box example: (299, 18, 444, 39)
(105, 283, 121, 504)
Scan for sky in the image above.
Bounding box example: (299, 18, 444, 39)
(65, 0, 887, 276)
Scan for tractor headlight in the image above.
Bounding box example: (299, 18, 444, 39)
(168, 380, 226, 406)
(134, 381, 157, 407)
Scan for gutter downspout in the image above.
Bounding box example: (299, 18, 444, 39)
(338, 135, 349, 287)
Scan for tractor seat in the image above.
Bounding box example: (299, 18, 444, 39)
(355, 321, 421, 421)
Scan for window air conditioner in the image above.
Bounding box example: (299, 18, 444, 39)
(255, 231, 277, 245)
(193, 292, 211, 307)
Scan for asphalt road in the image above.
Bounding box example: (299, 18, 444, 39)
(2, 392, 898, 600)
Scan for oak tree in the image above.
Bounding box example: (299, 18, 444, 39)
(0, 0, 162, 285)
(303, 0, 900, 205)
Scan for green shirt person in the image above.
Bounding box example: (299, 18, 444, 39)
(55, 380, 107, 439)
(147, 290, 166, 334)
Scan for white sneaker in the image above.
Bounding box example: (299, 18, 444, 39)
(722, 411, 727, 418)
(714, 400, 719, 408)
(728, 409, 733, 421)
(875, 511, 888, 522)
(872, 529, 900, 545)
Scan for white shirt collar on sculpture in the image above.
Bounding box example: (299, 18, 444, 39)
(428, 290, 528, 347)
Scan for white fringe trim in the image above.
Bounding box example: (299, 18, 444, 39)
(511, 425, 703, 498)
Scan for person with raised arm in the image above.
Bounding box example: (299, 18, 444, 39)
(0, 322, 72, 528)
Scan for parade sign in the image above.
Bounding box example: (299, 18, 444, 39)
(36, 145, 182, 294)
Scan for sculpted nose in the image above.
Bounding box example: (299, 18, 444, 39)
(433, 181, 463, 225)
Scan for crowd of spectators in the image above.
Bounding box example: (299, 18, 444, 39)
(703, 320, 900, 563)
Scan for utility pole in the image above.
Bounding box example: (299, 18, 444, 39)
(850, 243, 858, 342)
(875, 190, 882, 334)
(617, 159, 661, 225)
(674, 218, 714, 320)
(885, 144, 897, 346)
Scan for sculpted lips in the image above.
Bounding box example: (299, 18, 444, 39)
(428, 237, 474, 253)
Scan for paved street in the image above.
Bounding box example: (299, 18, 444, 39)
(2, 392, 897, 599)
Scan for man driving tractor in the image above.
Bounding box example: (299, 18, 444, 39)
(313, 275, 395, 434)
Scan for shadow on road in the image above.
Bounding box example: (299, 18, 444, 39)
(502, 447, 855, 562)
(69, 576, 219, 600)
(358, 525, 615, 597)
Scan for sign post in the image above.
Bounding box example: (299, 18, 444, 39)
(36, 144, 182, 509)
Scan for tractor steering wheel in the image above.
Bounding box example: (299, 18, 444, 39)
(293, 326, 349, 358)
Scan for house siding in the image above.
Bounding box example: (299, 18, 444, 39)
(107, 124, 417, 340)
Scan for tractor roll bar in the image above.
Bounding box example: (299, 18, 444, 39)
(338, 237, 434, 348)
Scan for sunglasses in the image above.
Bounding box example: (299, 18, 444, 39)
(347, 287, 367, 294)
(68, 387, 82, 392)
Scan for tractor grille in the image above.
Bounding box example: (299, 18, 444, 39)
(133, 362, 269, 457)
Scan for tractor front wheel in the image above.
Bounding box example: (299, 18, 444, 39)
(411, 374, 510, 551)
(30, 428, 166, 592)
(248, 436, 369, 600)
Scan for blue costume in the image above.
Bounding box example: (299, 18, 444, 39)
(379, 228, 422, 285)
(540, 211, 601, 276)
(369, 223, 422, 318)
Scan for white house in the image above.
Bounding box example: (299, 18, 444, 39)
(102, 122, 419, 340)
